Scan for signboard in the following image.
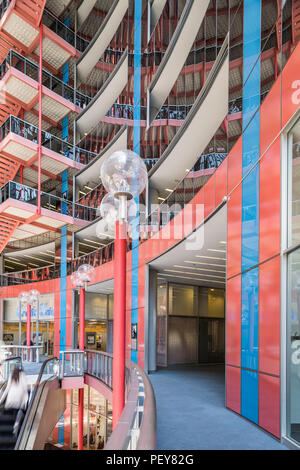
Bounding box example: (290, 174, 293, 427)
(4, 294, 55, 322)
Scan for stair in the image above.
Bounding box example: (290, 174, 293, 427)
(0, 93, 21, 127)
(0, 409, 18, 450)
(0, 216, 19, 254)
(292, 0, 300, 45)
(0, 156, 20, 186)
(14, 0, 46, 27)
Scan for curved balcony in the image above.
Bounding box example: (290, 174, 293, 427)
(147, 0, 210, 127)
(0, 50, 90, 123)
(0, 116, 97, 176)
(0, 181, 97, 246)
(77, 0, 128, 83)
(148, 36, 229, 193)
(147, 0, 167, 42)
(75, 48, 128, 142)
(75, 125, 127, 199)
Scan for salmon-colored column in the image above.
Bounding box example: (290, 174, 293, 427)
(26, 304, 31, 349)
(37, 22, 43, 214)
(112, 220, 127, 429)
(78, 287, 85, 450)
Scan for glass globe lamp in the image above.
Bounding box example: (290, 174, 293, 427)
(18, 292, 30, 304)
(28, 289, 40, 306)
(78, 264, 96, 283)
(100, 193, 137, 227)
(100, 150, 147, 199)
(71, 271, 84, 288)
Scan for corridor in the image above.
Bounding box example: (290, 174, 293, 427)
(149, 365, 287, 450)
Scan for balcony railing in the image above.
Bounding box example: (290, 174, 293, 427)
(0, 50, 91, 109)
(43, 10, 89, 53)
(0, 0, 11, 17)
(84, 351, 113, 390)
(1, 115, 97, 165)
(0, 181, 98, 222)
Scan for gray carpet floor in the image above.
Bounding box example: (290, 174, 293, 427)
(149, 364, 288, 450)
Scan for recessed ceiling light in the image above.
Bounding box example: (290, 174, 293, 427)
(184, 260, 225, 267)
(164, 269, 224, 279)
(159, 273, 225, 284)
(174, 265, 225, 273)
(207, 249, 226, 253)
(196, 255, 226, 261)
(165, 188, 173, 192)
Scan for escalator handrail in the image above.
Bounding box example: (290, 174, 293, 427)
(14, 357, 58, 449)
(0, 356, 22, 395)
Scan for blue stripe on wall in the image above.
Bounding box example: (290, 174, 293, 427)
(241, 369, 259, 424)
(131, 0, 142, 363)
(240, 0, 261, 426)
(241, 267, 259, 371)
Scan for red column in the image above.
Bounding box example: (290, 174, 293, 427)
(112, 220, 127, 429)
(78, 287, 85, 450)
(26, 304, 31, 350)
(37, 23, 43, 214)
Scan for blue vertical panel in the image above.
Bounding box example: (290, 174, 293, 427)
(131, 0, 142, 363)
(241, 369, 259, 424)
(241, 165, 259, 271)
(242, 0, 261, 136)
(59, 17, 70, 445)
(241, 267, 259, 371)
(241, 0, 261, 271)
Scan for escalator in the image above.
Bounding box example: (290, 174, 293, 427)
(0, 356, 66, 450)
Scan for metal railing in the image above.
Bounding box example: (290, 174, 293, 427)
(84, 350, 113, 389)
(0, 116, 97, 165)
(0, 180, 98, 222)
(0, 0, 11, 17)
(0, 346, 42, 363)
(105, 361, 156, 450)
(59, 350, 84, 378)
(43, 10, 89, 53)
(0, 50, 91, 108)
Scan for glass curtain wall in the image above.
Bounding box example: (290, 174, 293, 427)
(286, 116, 300, 445)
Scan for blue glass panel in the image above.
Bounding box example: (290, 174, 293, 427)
(241, 267, 259, 370)
(242, 112, 260, 174)
(241, 369, 259, 424)
(241, 164, 259, 271)
(131, 0, 142, 364)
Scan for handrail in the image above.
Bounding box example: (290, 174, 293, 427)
(15, 357, 59, 449)
(0, 356, 22, 383)
(104, 359, 156, 450)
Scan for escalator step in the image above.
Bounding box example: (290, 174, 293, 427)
(0, 435, 17, 445)
(0, 424, 14, 433)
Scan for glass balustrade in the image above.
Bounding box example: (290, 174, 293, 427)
(0, 181, 98, 222)
(0, 50, 91, 109)
(0, 116, 97, 165)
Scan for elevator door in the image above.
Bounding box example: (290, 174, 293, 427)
(168, 316, 198, 365)
(198, 318, 225, 363)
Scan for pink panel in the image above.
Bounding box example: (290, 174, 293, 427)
(54, 290, 60, 358)
(65, 287, 73, 350)
(138, 265, 146, 308)
(227, 184, 242, 279)
(194, 187, 204, 227)
(204, 174, 216, 219)
(259, 374, 280, 438)
(260, 79, 281, 156)
(282, 41, 300, 128)
(226, 366, 241, 414)
(227, 138, 242, 194)
(215, 159, 228, 207)
(259, 257, 280, 376)
(226, 276, 241, 367)
(259, 138, 281, 263)
(138, 307, 145, 357)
